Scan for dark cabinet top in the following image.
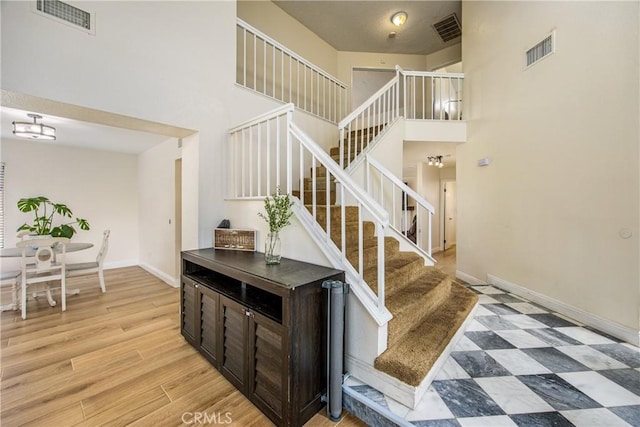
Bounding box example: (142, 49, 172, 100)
(182, 248, 343, 290)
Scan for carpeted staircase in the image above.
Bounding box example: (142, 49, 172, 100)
(293, 128, 478, 388)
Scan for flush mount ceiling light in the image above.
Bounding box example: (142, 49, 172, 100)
(12, 113, 56, 140)
(391, 11, 408, 27)
(427, 155, 444, 168)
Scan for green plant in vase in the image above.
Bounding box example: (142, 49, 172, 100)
(17, 196, 90, 239)
(258, 187, 293, 264)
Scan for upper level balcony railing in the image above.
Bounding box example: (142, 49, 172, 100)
(236, 19, 348, 124)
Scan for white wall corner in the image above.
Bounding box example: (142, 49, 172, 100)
(139, 262, 179, 288)
(487, 274, 640, 346)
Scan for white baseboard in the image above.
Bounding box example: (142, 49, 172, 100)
(139, 263, 179, 288)
(104, 259, 138, 270)
(455, 270, 485, 285)
(487, 274, 640, 346)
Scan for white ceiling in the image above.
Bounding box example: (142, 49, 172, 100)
(1, 107, 173, 155)
(274, 0, 461, 55)
(403, 140, 458, 178)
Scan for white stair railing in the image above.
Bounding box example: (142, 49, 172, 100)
(336, 67, 465, 171)
(366, 156, 435, 261)
(237, 19, 348, 124)
(400, 67, 464, 121)
(228, 104, 392, 324)
(337, 71, 401, 170)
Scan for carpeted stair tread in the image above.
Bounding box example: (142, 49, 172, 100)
(346, 237, 400, 271)
(385, 268, 452, 348)
(363, 252, 425, 295)
(374, 282, 479, 386)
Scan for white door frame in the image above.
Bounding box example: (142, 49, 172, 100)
(439, 178, 456, 251)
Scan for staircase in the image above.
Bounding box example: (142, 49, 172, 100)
(294, 130, 478, 389)
(229, 101, 475, 409)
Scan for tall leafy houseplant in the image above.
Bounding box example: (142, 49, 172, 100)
(258, 188, 294, 264)
(17, 196, 90, 239)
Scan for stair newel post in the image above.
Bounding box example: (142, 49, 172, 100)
(376, 221, 385, 313)
(276, 114, 281, 189)
(340, 190, 346, 263)
(311, 155, 317, 217)
(286, 108, 293, 193)
(339, 127, 345, 169)
(395, 66, 401, 118)
(428, 211, 433, 258)
(358, 203, 363, 278)
(300, 146, 305, 207)
(322, 279, 349, 422)
(325, 168, 331, 243)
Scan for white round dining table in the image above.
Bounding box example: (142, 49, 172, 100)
(0, 242, 94, 257)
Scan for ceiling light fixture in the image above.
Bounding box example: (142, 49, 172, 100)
(427, 155, 444, 168)
(391, 11, 408, 27)
(12, 114, 56, 140)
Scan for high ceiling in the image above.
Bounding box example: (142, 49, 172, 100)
(1, 107, 172, 154)
(273, 1, 461, 55)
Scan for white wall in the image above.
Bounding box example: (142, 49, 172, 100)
(460, 2, 639, 333)
(138, 138, 181, 285)
(426, 43, 462, 71)
(1, 0, 239, 251)
(337, 51, 427, 109)
(224, 200, 331, 267)
(1, 139, 139, 270)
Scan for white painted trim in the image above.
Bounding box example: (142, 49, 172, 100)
(455, 270, 485, 285)
(139, 262, 179, 288)
(487, 274, 640, 346)
(104, 259, 138, 270)
(346, 354, 419, 409)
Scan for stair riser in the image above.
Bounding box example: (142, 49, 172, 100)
(387, 277, 452, 348)
(329, 223, 376, 250)
(346, 239, 400, 272)
(365, 257, 425, 295)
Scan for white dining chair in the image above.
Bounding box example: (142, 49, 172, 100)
(66, 230, 110, 293)
(17, 237, 69, 320)
(0, 270, 21, 311)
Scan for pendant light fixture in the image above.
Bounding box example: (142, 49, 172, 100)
(427, 155, 444, 168)
(12, 114, 56, 140)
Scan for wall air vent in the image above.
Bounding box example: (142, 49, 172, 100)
(433, 14, 462, 43)
(525, 31, 555, 68)
(35, 0, 94, 34)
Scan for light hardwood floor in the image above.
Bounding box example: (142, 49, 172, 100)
(0, 266, 365, 427)
(433, 245, 456, 278)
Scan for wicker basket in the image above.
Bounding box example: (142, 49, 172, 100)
(214, 228, 257, 251)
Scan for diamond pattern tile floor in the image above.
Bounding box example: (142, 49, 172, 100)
(344, 284, 640, 426)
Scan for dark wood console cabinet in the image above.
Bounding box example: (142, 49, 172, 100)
(181, 249, 344, 427)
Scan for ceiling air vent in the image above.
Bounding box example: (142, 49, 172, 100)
(35, 0, 94, 34)
(433, 14, 462, 43)
(525, 31, 555, 68)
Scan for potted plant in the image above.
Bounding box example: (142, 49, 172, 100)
(258, 187, 294, 264)
(17, 196, 90, 239)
